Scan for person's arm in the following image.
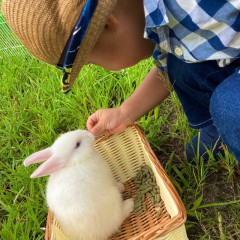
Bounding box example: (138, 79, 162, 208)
(120, 66, 170, 123)
(87, 66, 171, 136)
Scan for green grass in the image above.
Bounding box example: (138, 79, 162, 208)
(1, 54, 240, 240)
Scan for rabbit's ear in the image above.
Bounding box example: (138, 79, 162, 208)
(24, 148, 52, 167)
(30, 155, 65, 178)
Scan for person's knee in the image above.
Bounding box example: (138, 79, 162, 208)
(210, 71, 240, 128)
(210, 71, 240, 161)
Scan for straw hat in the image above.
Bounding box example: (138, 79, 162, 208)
(1, 0, 117, 90)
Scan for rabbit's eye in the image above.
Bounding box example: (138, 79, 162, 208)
(75, 142, 81, 149)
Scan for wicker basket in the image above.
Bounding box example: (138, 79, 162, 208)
(45, 125, 188, 240)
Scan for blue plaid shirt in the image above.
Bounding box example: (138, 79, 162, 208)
(144, 0, 240, 70)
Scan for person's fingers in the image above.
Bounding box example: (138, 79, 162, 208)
(86, 114, 97, 131)
(90, 123, 105, 136)
(87, 108, 125, 136)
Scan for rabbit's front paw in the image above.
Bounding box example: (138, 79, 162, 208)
(116, 181, 125, 192)
(122, 198, 134, 219)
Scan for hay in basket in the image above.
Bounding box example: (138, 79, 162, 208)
(45, 124, 188, 240)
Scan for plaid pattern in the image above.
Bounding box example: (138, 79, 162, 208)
(144, 0, 240, 70)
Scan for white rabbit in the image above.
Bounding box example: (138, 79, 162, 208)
(24, 130, 134, 240)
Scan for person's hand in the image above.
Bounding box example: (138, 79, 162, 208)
(87, 107, 133, 136)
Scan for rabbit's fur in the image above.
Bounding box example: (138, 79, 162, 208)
(24, 130, 134, 240)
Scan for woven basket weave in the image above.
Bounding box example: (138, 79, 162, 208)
(45, 125, 188, 240)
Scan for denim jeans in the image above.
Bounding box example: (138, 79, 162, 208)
(167, 54, 240, 162)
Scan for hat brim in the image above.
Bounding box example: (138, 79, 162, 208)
(1, 0, 117, 90)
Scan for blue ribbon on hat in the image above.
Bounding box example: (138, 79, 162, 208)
(57, 0, 98, 93)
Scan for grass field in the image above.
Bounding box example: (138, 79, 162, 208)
(1, 49, 240, 239)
